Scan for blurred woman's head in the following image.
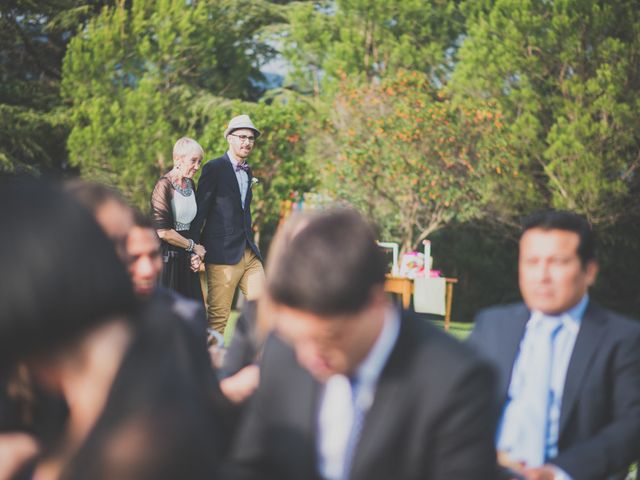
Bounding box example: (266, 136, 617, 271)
(0, 177, 138, 367)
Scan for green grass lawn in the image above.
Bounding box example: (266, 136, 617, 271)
(223, 310, 240, 345)
(223, 310, 473, 344)
(432, 319, 474, 340)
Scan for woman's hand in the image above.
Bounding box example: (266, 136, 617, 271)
(193, 244, 206, 259)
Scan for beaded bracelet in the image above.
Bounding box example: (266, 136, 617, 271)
(186, 239, 195, 252)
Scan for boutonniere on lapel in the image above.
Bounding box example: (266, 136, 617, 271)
(250, 177, 260, 189)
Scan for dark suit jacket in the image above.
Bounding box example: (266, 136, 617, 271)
(469, 301, 640, 480)
(221, 300, 259, 378)
(63, 301, 227, 480)
(152, 285, 208, 344)
(190, 153, 261, 265)
(226, 312, 499, 480)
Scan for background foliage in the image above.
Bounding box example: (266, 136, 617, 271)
(0, 0, 111, 173)
(320, 70, 513, 253)
(60, 0, 314, 241)
(2, 0, 638, 319)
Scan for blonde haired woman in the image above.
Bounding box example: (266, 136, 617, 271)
(151, 137, 206, 301)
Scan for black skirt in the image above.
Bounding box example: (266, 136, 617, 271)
(161, 234, 204, 303)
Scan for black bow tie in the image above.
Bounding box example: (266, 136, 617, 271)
(235, 163, 250, 173)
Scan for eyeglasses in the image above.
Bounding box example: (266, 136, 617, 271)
(229, 133, 256, 144)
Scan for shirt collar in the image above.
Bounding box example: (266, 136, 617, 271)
(227, 150, 243, 168)
(351, 306, 400, 388)
(566, 293, 589, 324)
(530, 294, 589, 330)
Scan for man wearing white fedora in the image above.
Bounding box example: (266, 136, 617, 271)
(190, 114, 265, 335)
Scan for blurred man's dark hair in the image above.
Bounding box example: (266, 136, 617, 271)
(267, 207, 387, 315)
(0, 177, 138, 366)
(521, 210, 596, 267)
(132, 208, 156, 230)
(65, 179, 128, 214)
(65, 179, 134, 261)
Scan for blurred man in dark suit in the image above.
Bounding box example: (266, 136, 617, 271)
(469, 211, 640, 480)
(227, 208, 498, 480)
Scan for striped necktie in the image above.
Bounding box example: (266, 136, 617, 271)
(342, 377, 368, 479)
(499, 314, 564, 466)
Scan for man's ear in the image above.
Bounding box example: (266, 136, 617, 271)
(368, 285, 389, 309)
(585, 260, 599, 287)
(27, 358, 62, 392)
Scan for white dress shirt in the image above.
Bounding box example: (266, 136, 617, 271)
(317, 307, 401, 480)
(171, 186, 197, 231)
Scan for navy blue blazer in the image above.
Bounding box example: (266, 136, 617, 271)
(226, 311, 499, 480)
(190, 153, 261, 265)
(469, 301, 640, 480)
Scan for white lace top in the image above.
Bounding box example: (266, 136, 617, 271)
(171, 184, 197, 231)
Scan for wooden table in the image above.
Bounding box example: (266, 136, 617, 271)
(384, 275, 458, 330)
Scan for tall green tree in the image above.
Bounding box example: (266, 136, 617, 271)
(62, 0, 274, 198)
(0, 0, 111, 174)
(450, 0, 640, 227)
(282, 0, 464, 93)
(449, 0, 640, 316)
(320, 70, 513, 253)
(62, 0, 314, 241)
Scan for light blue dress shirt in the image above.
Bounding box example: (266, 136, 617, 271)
(545, 295, 588, 459)
(497, 295, 589, 475)
(227, 150, 249, 209)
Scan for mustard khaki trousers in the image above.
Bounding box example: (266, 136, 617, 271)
(205, 248, 264, 335)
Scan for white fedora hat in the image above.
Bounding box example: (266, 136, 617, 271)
(223, 114, 261, 139)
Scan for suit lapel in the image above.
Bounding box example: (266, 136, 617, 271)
(496, 306, 529, 402)
(348, 316, 408, 479)
(271, 336, 322, 480)
(302, 377, 322, 479)
(558, 302, 605, 436)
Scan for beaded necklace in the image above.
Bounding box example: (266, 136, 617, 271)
(169, 174, 193, 197)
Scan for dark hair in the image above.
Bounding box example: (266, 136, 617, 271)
(65, 179, 129, 215)
(0, 178, 138, 366)
(132, 209, 155, 230)
(63, 301, 223, 480)
(521, 210, 597, 266)
(267, 208, 387, 315)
